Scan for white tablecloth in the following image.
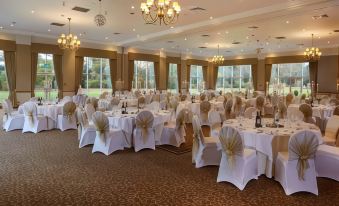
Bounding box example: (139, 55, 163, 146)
(222, 118, 323, 178)
(288, 104, 334, 120)
(18, 104, 64, 122)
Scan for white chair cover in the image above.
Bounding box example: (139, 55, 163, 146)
(160, 109, 187, 147)
(200, 101, 211, 126)
(208, 110, 222, 138)
(244, 107, 257, 119)
(85, 103, 96, 122)
(133, 111, 155, 152)
(77, 109, 96, 148)
(2, 99, 24, 131)
(315, 144, 339, 181)
(22, 102, 48, 133)
(57, 102, 77, 131)
(92, 111, 125, 155)
(323, 115, 339, 146)
(275, 130, 319, 195)
(217, 126, 258, 190)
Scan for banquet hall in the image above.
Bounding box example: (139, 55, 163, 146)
(1, 0, 339, 205)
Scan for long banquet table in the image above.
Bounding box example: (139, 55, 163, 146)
(222, 118, 323, 178)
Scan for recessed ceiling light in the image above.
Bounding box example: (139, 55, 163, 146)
(302, 28, 306, 32)
(132, 28, 136, 32)
(286, 20, 289, 24)
(31, 10, 35, 14)
(266, 42, 269, 45)
(217, 32, 221, 35)
(170, 26, 174, 29)
(184, 37, 187, 40)
(225, 31, 229, 34)
(327, 41, 330, 44)
(209, 16, 213, 20)
(246, 36, 249, 39)
(161, 48, 164, 50)
(318, 36, 321, 39)
(0, 26, 3, 30)
(205, 42, 208, 45)
(105, 37, 109, 40)
(48, 28, 51, 32)
(10, 22, 16, 27)
(131, 5, 135, 9)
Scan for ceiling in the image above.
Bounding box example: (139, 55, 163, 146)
(0, 0, 339, 58)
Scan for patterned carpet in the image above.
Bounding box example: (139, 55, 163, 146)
(0, 110, 339, 206)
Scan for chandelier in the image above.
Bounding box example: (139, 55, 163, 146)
(304, 34, 322, 61)
(94, 0, 106, 27)
(212, 44, 224, 65)
(57, 18, 80, 50)
(140, 0, 181, 25)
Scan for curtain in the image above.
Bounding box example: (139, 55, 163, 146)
(186, 65, 191, 90)
(251, 64, 258, 91)
(202, 66, 208, 85)
(309, 61, 318, 92)
(212, 66, 218, 90)
(128, 60, 134, 90)
(74, 56, 84, 92)
(177, 64, 181, 92)
(154, 62, 160, 90)
(31, 52, 38, 97)
(53, 54, 63, 98)
(265, 64, 272, 92)
(4, 51, 16, 104)
(109, 59, 117, 91)
(165, 63, 170, 90)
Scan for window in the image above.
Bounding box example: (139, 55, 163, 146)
(216, 65, 252, 93)
(82, 57, 112, 97)
(132, 60, 156, 91)
(167, 63, 178, 93)
(189, 65, 204, 95)
(35, 53, 58, 99)
(0, 50, 9, 102)
(269, 63, 310, 95)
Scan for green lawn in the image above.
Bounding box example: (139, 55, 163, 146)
(0, 91, 9, 103)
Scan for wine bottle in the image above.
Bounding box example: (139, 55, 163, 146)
(274, 109, 280, 127)
(255, 111, 261, 128)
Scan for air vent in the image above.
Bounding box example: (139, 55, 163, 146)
(275, 36, 286, 39)
(312, 14, 328, 20)
(225, 51, 232, 53)
(190, 7, 206, 11)
(72, 6, 90, 13)
(167, 40, 174, 43)
(201, 34, 210, 37)
(297, 43, 304, 46)
(130, 12, 135, 15)
(113, 32, 121, 35)
(333, 30, 339, 32)
(50, 22, 65, 27)
(232, 42, 241, 45)
(248, 26, 259, 29)
(198, 46, 207, 49)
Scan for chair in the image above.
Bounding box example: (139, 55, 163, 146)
(192, 115, 221, 168)
(216, 95, 225, 102)
(322, 115, 339, 146)
(200, 101, 211, 126)
(133, 110, 155, 152)
(77, 109, 96, 148)
(285, 93, 294, 107)
(145, 101, 160, 112)
(274, 130, 319, 195)
(57, 102, 77, 131)
(91, 112, 125, 155)
(333, 106, 339, 116)
(22, 102, 48, 133)
(315, 144, 339, 181)
(232, 96, 242, 117)
(244, 107, 257, 119)
(60, 96, 73, 104)
(224, 99, 235, 120)
(278, 102, 287, 119)
(160, 109, 188, 147)
(287, 107, 304, 121)
(217, 126, 258, 190)
(299, 104, 316, 124)
(85, 103, 96, 123)
(208, 110, 222, 138)
(256, 96, 265, 114)
(2, 99, 24, 132)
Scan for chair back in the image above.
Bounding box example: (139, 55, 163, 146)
(286, 93, 294, 107)
(329, 99, 339, 106)
(63, 101, 76, 118)
(271, 94, 279, 108)
(147, 101, 160, 111)
(217, 95, 224, 102)
(92, 111, 110, 143)
(2, 99, 12, 117)
(152, 94, 160, 102)
(224, 99, 235, 120)
(319, 96, 330, 105)
(208, 110, 221, 126)
(23, 102, 38, 126)
(99, 91, 109, 99)
(299, 104, 315, 124)
(232, 96, 242, 116)
(135, 110, 154, 142)
(200, 93, 206, 101)
(278, 101, 287, 119)
(61, 96, 73, 104)
(192, 115, 205, 145)
(288, 130, 319, 180)
(138, 96, 146, 106)
(176, 109, 188, 131)
(85, 103, 96, 122)
(200, 101, 211, 116)
(244, 107, 257, 119)
(256, 96, 265, 111)
(325, 115, 339, 143)
(219, 126, 244, 168)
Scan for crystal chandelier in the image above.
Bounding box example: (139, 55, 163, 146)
(212, 45, 224, 65)
(140, 0, 181, 25)
(304, 34, 322, 61)
(94, 0, 106, 27)
(57, 18, 80, 50)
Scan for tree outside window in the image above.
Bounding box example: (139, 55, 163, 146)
(82, 57, 112, 97)
(0, 50, 9, 102)
(132, 60, 156, 91)
(269, 63, 310, 95)
(167, 63, 178, 93)
(34, 53, 58, 99)
(216, 65, 252, 93)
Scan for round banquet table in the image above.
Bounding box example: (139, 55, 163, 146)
(221, 118, 323, 178)
(177, 100, 224, 116)
(104, 108, 171, 148)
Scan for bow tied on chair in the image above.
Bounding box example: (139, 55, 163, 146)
(288, 131, 318, 181)
(135, 111, 154, 143)
(92, 112, 110, 146)
(219, 126, 244, 169)
(63, 102, 77, 122)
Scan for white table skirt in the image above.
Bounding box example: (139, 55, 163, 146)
(18, 104, 64, 122)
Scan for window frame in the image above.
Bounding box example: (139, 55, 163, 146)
(167, 63, 179, 93)
(216, 65, 252, 93)
(132, 60, 156, 91)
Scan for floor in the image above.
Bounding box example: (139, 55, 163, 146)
(0, 110, 338, 206)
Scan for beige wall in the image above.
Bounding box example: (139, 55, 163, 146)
(15, 44, 31, 104)
(257, 59, 266, 91)
(62, 50, 75, 94)
(159, 57, 166, 90)
(317, 55, 338, 93)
